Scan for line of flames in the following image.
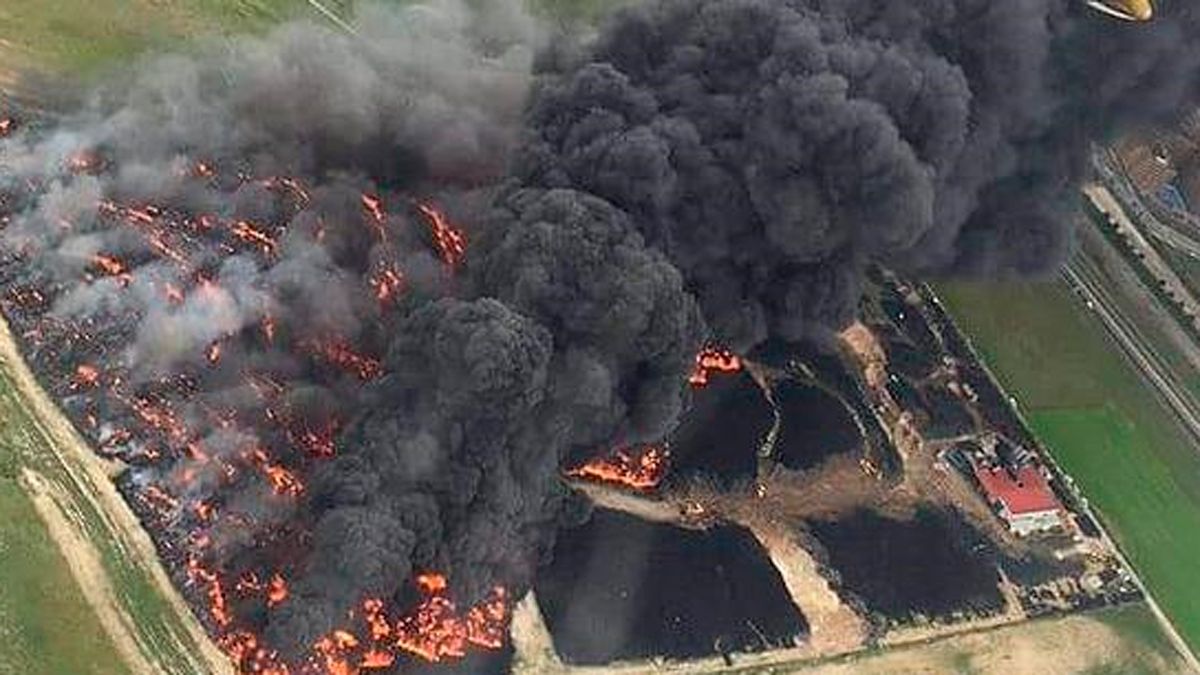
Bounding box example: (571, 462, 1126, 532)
(565, 346, 743, 491)
(216, 573, 509, 675)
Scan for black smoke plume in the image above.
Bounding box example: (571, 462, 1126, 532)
(522, 0, 1200, 347)
(1, 0, 1198, 670)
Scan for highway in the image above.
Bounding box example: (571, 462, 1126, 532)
(1055, 255, 1200, 672)
(1061, 254, 1200, 445)
(1062, 178, 1200, 671)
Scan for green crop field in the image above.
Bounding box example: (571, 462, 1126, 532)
(0, 0, 629, 84)
(939, 279, 1200, 657)
(0, 475, 129, 675)
(0, 359, 216, 672)
(0, 1, 317, 78)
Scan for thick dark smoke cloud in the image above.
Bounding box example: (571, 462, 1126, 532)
(0, 0, 703, 662)
(521, 0, 1200, 348)
(2, 0, 1200, 668)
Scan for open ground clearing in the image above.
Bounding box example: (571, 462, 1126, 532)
(778, 603, 1181, 675)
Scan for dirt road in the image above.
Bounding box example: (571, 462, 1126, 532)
(0, 314, 231, 675)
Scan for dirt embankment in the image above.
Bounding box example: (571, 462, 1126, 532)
(19, 468, 157, 675)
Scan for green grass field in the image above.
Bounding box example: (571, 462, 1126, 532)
(0, 362, 217, 673)
(0, 0, 627, 82)
(939, 280, 1200, 657)
(1092, 602, 1186, 675)
(0, 477, 129, 675)
(0, 1, 317, 77)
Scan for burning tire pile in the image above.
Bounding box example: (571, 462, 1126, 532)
(2, 1, 1199, 673)
(0, 127, 515, 673)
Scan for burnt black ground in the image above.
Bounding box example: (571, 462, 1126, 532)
(667, 372, 773, 489)
(773, 379, 861, 471)
(808, 508, 1004, 621)
(535, 508, 807, 665)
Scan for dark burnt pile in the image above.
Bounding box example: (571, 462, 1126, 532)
(4, 1, 1200, 673)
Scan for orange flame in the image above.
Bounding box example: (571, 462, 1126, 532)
(261, 314, 277, 343)
(415, 202, 466, 268)
(68, 150, 103, 174)
(394, 580, 509, 662)
(193, 500, 216, 522)
(285, 576, 510, 674)
(73, 363, 101, 389)
(364, 599, 391, 641)
(565, 445, 670, 490)
(217, 630, 289, 674)
(236, 572, 263, 595)
(230, 220, 276, 255)
(361, 194, 387, 242)
(0, 117, 13, 137)
(290, 420, 338, 458)
(303, 340, 382, 381)
(264, 462, 303, 497)
(118, 392, 190, 443)
(140, 484, 180, 515)
(360, 648, 395, 670)
(415, 573, 449, 594)
(193, 161, 216, 178)
(369, 265, 404, 306)
(97, 200, 191, 267)
(687, 346, 742, 387)
(187, 557, 232, 628)
(207, 341, 223, 365)
(267, 573, 289, 608)
(273, 176, 311, 204)
(91, 254, 133, 286)
(164, 282, 185, 305)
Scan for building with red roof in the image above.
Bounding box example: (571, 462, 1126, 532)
(972, 462, 1064, 536)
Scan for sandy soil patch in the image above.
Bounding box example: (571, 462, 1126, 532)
(792, 611, 1176, 675)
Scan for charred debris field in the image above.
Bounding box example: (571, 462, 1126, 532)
(534, 508, 807, 666)
(3, 0, 1200, 673)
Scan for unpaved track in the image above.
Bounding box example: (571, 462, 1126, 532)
(19, 468, 157, 675)
(0, 314, 231, 675)
(786, 610, 1176, 675)
(749, 523, 867, 657)
(510, 592, 563, 674)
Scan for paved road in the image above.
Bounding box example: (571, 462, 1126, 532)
(1062, 202, 1200, 671)
(1062, 255, 1200, 444)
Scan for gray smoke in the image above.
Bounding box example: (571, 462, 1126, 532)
(1, 0, 1199, 670)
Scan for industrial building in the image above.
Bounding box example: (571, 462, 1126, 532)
(971, 461, 1064, 537)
